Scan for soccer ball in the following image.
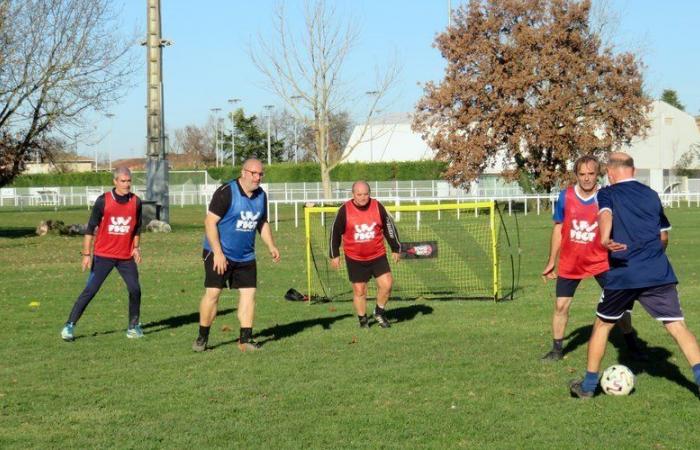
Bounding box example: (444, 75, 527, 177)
(600, 365, 635, 396)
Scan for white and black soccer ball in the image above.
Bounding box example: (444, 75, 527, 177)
(600, 364, 635, 396)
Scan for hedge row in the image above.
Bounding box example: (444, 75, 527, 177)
(11, 161, 448, 187)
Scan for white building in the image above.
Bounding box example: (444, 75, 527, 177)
(344, 101, 700, 193)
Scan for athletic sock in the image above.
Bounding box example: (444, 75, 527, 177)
(552, 339, 563, 352)
(582, 371, 600, 393)
(623, 332, 639, 351)
(692, 363, 700, 386)
(358, 315, 367, 324)
(240, 327, 253, 343)
(198, 326, 210, 340)
(375, 305, 385, 315)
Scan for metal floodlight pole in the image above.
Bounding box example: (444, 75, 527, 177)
(105, 113, 115, 172)
(263, 104, 274, 165)
(227, 98, 240, 167)
(210, 107, 221, 167)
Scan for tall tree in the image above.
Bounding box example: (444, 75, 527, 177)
(413, 0, 650, 192)
(661, 89, 685, 111)
(251, 0, 399, 198)
(0, 0, 136, 186)
(225, 109, 284, 164)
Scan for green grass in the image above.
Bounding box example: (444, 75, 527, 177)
(2, 205, 700, 449)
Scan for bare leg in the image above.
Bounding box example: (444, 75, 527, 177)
(237, 288, 257, 328)
(199, 288, 222, 326)
(551, 296, 573, 340)
(586, 318, 616, 373)
(664, 320, 700, 367)
(352, 282, 368, 316)
(375, 271, 394, 309)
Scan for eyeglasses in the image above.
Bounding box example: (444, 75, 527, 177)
(244, 169, 264, 177)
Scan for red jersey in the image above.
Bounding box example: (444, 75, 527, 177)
(342, 199, 386, 261)
(94, 191, 139, 260)
(558, 186, 609, 278)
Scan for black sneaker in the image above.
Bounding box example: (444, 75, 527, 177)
(569, 379, 594, 399)
(192, 336, 208, 352)
(541, 349, 563, 361)
(238, 339, 262, 352)
(359, 316, 369, 329)
(373, 308, 391, 328)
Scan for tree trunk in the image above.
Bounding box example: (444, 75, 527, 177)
(320, 159, 332, 199)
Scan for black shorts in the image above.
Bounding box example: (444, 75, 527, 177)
(556, 274, 606, 297)
(203, 250, 257, 289)
(597, 283, 683, 323)
(345, 255, 391, 283)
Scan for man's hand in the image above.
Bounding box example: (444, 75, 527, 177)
(330, 257, 341, 270)
(541, 261, 556, 283)
(391, 252, 400, 264)
(81, 255, 92, 272)
(213, 251, 228, 275)
(602, 239, 627, 252)
(132, 247, 142, 264)
(269, 245, 281, 263)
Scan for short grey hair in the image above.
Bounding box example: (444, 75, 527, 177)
(113, 166, 132, 179)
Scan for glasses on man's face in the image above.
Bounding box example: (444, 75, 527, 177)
(244, 169, 264, 178)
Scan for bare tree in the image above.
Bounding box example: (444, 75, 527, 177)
(171, 124, 214, 168)
(251, 0, 400, 198)
(0, 0, 136, 186)
(413, 0, 650, 192)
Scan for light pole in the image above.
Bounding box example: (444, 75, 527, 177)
(228, 98, 240, 167)
(290, 95, 303, 163)
(263, 104, 274, 165)
(210, 107, 221, 166)
(365, 91, 379, 162)
(105, 113, 115, 171)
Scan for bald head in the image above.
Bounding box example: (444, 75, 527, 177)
(352, 180, 370, 194)
(351, 180, 370, 207)
(605, 152, 635, 184)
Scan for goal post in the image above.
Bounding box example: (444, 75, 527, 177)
(304, 200, 518, 302)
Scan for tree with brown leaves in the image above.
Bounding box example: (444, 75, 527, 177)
(413, 0, 650, 192)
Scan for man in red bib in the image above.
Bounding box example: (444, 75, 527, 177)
(61, 167, 143, 341)
(329, 181, 401, 328)
(541, 156, 640, 360)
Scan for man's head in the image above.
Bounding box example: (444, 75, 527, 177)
(573, 155, 600, 195)
(240, 158, 264, 193)
(112, 167, 132, 195)
(351, 180, 370, 207)
(605, 152, 635, 184)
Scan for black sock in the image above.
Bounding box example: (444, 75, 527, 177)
(358, 315, 368, 323)
(623, 332, 639, 351)
(375, 305, 385, 315)
(199, 326, 210, 340)
(553, 339, 563, 351)
(240, 327, 253, 343)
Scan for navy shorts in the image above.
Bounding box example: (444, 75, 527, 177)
(345, 255, 391, 283)
(597, 283, 683, 323)
(556, 274, 606, 297)
(203, 250, 257, 289)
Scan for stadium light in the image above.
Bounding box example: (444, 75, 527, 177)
(263, 104, 274, 165)
(228, 98, 241, 167)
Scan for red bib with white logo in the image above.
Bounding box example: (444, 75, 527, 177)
(94, 192, 138, 260)
(342, 199, 386, 261)
(558, 186, 609, 278)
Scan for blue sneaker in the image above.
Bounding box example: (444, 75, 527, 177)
(126, 324, 144, 339)
(61, 323, 75, 342)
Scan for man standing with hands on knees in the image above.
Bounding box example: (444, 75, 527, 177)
(329, 181, 401, 329)
(193, 158, 280, 352)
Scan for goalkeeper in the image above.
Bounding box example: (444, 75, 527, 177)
(329, 181, 401, 328)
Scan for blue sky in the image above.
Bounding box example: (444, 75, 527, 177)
(87, 0, 700, 161)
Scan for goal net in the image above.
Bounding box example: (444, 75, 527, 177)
(304, 201, 520, 302)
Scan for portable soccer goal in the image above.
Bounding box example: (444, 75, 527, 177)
(304, 200, 520, 302)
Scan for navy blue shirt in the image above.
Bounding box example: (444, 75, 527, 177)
(597, 179, 675, 289)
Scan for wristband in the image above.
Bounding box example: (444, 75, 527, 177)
(81, 252, 90, 257)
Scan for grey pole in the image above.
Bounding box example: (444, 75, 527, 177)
(210, 107, 221, 167)
(263, 104, 274, 165)
(105, 113, 115, 171)
(227, 98, 240, 167)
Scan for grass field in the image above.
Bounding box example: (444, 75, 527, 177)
(2, 204, 700, 449)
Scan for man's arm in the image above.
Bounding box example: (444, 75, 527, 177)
(259, 222, 280, 263)
(329, 205, 346, 269)
(541, 223, 562, 280)
(379, 203, 401, 263)
(80, 234, 94, 271)
(598, 209, 626, 252)
(660, 230, 669, 250)
(204, 212, 227, 275)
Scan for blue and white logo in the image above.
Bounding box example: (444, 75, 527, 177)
(236, 211, 260, 231)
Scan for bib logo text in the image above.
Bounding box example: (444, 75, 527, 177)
(570, 219, 597, 243)
(237, 211, 260, 231)
(108, 216, 132, 234)
(354, 222, 376, 241)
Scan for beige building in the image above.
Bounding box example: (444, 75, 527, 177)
(25, 156, 95, 174)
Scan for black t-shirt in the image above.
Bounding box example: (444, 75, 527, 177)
(87, 189, 142, 235)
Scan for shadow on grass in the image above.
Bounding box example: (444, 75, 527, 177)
(142, 308, 236, 333)
(386, 304, 434, 323)
(565, 324, 699, 398)
(0, 227, 36, 238)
